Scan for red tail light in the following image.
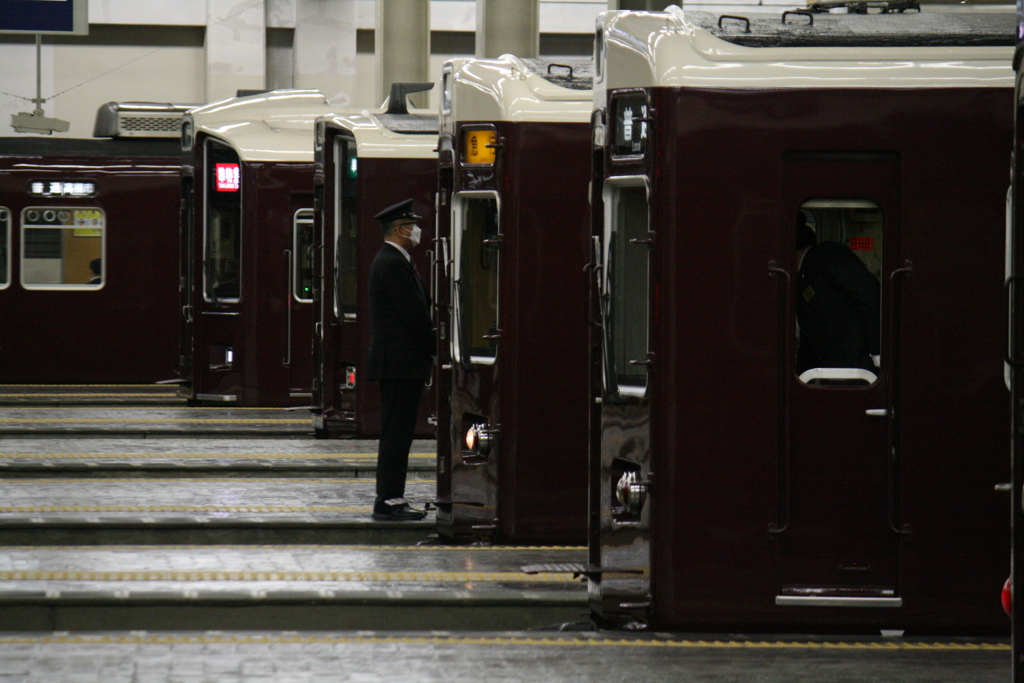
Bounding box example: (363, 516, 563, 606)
(1003, 576, 1012, 617)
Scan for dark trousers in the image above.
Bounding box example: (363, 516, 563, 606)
(376, 379, 424, 502)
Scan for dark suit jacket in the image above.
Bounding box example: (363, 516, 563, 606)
(366, 242, 435, 381)
(796, 241, 881, 374)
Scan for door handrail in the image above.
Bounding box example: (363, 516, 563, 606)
(768, 260, 792, 535)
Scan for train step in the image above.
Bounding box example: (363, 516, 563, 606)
(0, 477, 439, 546)
(0, 438, 436, 478)
(0, 407, 315, 438)
(0, 544, 588, 632)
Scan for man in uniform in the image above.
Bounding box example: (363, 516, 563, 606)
(795, 222, 881, 375)
(367, 198, 434, 521)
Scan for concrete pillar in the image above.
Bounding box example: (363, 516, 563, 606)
(294, 0, 357, 106)
(375, 0, 430, 109)
(476, 0, 538, 59)
(206, 0, 266, 102)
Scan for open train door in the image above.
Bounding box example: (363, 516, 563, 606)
(774, 153, 906, 610)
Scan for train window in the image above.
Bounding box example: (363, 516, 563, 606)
(293, 209, 314, 303)
(204, 139, 241, 303)
(796, 199, 883, 385)
(611, 92, 648, 158)
(334, 135, 358, 320)
(0, 208, 8, 289)
(453, 192, 499, 366)
(602, 178, 649, 398)
(20, 207, 104, 289)
(441, 68, 452, 116)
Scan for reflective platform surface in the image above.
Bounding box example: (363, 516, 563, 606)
(0, 632, 1009, 682)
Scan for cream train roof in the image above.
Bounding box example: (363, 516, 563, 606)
(319, 111, 438, 161)
(188, 90, 436, 163)
(595, 5, 1014, 94)
(441, 55, 593, 128)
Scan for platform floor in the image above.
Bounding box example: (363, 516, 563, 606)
(0, 632, 1009, 682)
(0, 389, 1012, 680)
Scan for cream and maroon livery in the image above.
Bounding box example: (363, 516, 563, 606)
(590, 6, 1013, 634)
(435, 56, 592, 544)
(312, 102, 438, 439)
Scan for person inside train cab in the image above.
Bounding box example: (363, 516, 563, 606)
(795, 220, 880, 376)
(88, 258, 102, 285)
(367, 198, 435, 521)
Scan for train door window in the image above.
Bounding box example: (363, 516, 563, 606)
(0, 208, 8, 289)
(204, 139, 241, 303)
(796, 199, 883, 385)
(20, 207, 104, 289)
(611, 91, 649, 159)
(453, 192, 499, 365)
(334, 135, 358, 320)
(293, 209, 314, 303)
(602, 178, 649, 398)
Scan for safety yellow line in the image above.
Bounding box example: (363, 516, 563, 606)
(0, 418, 308, 424)
(0, 633, 1007, 650)
(0, 505, 377, 513)
(0, 453, 433, 459)
(1, 544, 586, 551)
(0, 570, 573, 582)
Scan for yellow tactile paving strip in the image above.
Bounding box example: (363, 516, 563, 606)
(0, 505, 376, 513)
(0, 453, 434, 460)
(0, 570, 574, 582)
(0, 633, 1008, 650)
(0, 418, 308, 424)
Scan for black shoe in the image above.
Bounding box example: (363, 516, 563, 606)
(372, 498, 427, 521)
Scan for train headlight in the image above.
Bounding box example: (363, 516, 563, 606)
(615, 471, 648, 516)
(465, 423, 494, 455)
(1003, 576, 1012, 617)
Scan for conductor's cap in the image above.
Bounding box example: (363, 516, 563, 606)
(374, 198, 421, 225)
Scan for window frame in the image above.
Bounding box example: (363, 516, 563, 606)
(0, 206, 9, 290)
(202, 137, 242, 305)
(19, 205, 105, 291)
(292, 208, 315, 304)
(451, 190, 500, 367)
(601, 176, 650, 400)
(333, 134, 358, 321)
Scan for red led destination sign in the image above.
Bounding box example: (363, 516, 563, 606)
(214, 163, 240, 192)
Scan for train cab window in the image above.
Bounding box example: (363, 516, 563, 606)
(293, 209, 314, 303)
(334, 136, 358, 320)
(602, 179, 649, 398)
(0, 208, 8, 289)
(453, 193, 499, 365)
(204, 139, 241, 303)
(20, 207, 104, 289)
(796, 200, 883, 385)
(611, 92, 648, 158)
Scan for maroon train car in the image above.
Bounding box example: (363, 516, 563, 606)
(434, 57, 592, 544)
(1009, 4, 1024, 677)
(589, 7, 1013, 634)
(311, 85, 438, 439)
(0, 103, 186, 383)
(179, 90, 337, 406)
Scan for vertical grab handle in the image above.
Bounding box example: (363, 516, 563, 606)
(284, 249, 293, 367)
(887, 260, 913, 535)
(767, 260, 792, 535)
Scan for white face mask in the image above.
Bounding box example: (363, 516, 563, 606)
(406, 224, 422, 247)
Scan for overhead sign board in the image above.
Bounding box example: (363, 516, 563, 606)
(0, 0, 89, 35)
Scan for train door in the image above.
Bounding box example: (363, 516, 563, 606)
(775, 153, 903, 608)
(179, 171, 195, 383)
(434, 133, 455, 519)
(194, 138, 244, 401)
(594, 174, 652, 626)
(448, 190, 500, 531)
(287, 207, 315, 398)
